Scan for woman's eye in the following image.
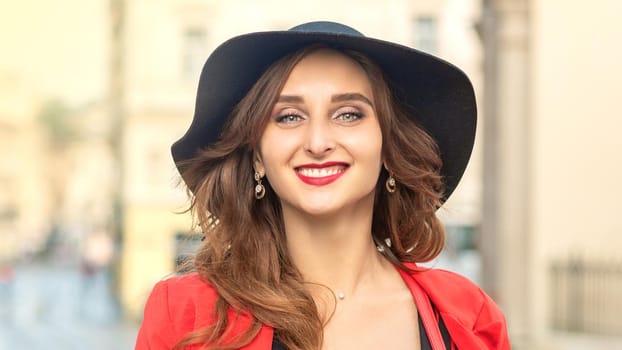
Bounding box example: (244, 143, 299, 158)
(275, 114, 303, 124)
(335, 112, 363, 122)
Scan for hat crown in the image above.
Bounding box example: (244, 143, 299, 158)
(288, 21, 364, 37)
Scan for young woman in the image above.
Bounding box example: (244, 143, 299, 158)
(135, 21, 509, 350)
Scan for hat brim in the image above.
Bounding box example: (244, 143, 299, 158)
(172, 26, 476, 203)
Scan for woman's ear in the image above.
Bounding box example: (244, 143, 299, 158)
(253, 152, 265, 176)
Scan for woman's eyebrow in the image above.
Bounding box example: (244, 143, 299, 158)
(277, 95, 304, 103)
(277, 93, 373, 107)
(331, 93, 373, 107)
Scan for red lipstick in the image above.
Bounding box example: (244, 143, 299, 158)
(295, 162, 348, 186)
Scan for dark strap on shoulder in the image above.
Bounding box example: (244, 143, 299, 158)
(419, 314, 452, 350)
(439, 315, 452, 349)
(419, 314, 432, 350)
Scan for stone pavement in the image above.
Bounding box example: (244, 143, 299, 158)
(0, 263, 138, 349)
(545, 332, 622, 350)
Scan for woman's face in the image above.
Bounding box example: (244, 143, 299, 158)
(255, 49, 383, 217)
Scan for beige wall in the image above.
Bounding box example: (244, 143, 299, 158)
(122, 204, 190, 317)
(485, 0, 622, 347)
(531, 0, 622, 257)
(0, 0, 114, 259)
(0, 80, 48, 259)
(120, 105, 192, 316)
(529, 0, 622, 341)
(0, 0, 108, 105)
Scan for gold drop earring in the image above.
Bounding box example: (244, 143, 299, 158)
(254, 171, 266, 199)
(384, 163, 396, 193)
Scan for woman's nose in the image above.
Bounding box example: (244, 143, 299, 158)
(303, 119, 336, 157)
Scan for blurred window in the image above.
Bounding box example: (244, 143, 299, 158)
(174, 232, 202, 273)
(182, 28, 207, 81)
(431, 224, 481, 284)
(413, 16, 438, 54)
(445, 224, 477, 251)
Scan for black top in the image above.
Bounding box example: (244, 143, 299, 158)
(271, 315, 451, 350)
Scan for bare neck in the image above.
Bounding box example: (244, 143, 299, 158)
(281, 199, 393, 300)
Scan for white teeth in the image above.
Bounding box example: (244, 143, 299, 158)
(298, 166, 344, 178)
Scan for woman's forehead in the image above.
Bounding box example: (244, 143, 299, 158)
(279, 48, 374, 101)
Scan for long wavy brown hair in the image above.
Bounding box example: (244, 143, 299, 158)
(174, 45, 445, 350)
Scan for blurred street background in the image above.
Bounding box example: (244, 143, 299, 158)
(1, 0, 622, 349)
(0, 261, 137, 349)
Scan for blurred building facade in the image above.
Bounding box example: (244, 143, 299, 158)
(0, 77, 46, 259)
(0, 0, 114, 262)
(482, 0, 622, 348)
(2, 1, 622, 349)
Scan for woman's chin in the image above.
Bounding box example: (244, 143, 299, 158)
(284, 196, 374, 220)
(296, 204, 340, 218)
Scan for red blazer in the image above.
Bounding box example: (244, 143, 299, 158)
(136, 264, 510, 349)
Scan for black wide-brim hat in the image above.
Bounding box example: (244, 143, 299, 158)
(172, 21, 476, 203)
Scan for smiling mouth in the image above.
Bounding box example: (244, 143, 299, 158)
(296, 165, 347, 178)
(295, 163, 348, 186)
